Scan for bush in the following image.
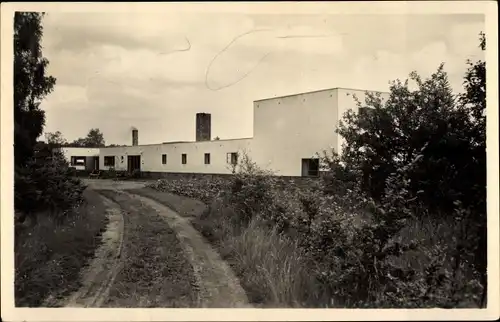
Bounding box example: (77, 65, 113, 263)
(14, 151, 87, 223)
(148, 176, 229, 204)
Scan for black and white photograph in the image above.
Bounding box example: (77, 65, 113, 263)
(1, 1, 498, 321)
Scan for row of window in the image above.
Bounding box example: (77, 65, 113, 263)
(102, 152, 239, 167)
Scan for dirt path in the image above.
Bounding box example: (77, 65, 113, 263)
(69, 179, 250, 308)
(52, 196, 125, 307)
(134, 193, 250, 308)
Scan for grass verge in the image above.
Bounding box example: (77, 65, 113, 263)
(14, 189, 108, 307)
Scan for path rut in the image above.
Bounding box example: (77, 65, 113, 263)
(132, 192, 251, 308)
(44, 195, 125, 307)
(67, 179, 250, 307)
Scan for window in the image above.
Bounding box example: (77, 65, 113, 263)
(227, 152, 238, 165)
(301, 158, 320, 177)
(204, 153, 210, 165)
(182, 153, 187, 164)
(104, 156, 115, 167)
(71, 156, 86, 166)
(162, 154, 167, 165)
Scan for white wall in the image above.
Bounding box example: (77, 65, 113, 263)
(252, 88, 339, 176)
(251, 88, 390, 176)
(99, 139, 252, 174)
(59, 147, 100, 171)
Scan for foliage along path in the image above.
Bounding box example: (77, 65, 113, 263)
(52, 179, 251, 308)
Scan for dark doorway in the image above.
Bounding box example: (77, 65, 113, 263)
(95, 156, 100, 170)
(128, 155, 141, 173)
(85, 157, 92, 171)
(301, 158, 319, 177)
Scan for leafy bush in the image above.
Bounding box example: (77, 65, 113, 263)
(103, 167, 117, 179)
(148, 176, 229, 204)
(14, 150, 87, 223)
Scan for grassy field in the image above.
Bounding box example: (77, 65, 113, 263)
(14, 189, 108, 307)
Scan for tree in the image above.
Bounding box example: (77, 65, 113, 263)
(457, 31, 487, 307)
(335, 55, 484, 215)
(84, 128, 105, 147)
(68, 128, 106, 147)
(68, 138, 87, 147)
(14, 12, 56, 167)
(45, 131, 67, 147)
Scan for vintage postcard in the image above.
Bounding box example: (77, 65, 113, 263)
(1, 1, 498, 321)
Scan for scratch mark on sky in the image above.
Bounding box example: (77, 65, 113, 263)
(205, 28, 344, 91)
(159, 36, 191, 55)
(276, 34, 337, 39)
(205, 28, 273, 91)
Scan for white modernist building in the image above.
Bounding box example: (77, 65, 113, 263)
(59, 87, 389, 177)
(57, 147, 100, 171)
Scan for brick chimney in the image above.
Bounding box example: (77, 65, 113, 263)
(132, 128, 138, 146)
(196, 113, 211, 141)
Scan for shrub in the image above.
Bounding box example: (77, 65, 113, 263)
(148, 176, 229, 204)
(14, 151, 87, 223)
(304, 137, 485, 307)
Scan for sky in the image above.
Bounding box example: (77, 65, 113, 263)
(39, 12, 485, 146)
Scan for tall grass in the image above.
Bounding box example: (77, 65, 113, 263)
(222, 216, 318, 306)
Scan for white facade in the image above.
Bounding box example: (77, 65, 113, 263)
(98, 138, 252, 174)
(252, 88, 389, 176)
(58, 147, 100, 171)
(59, 87, 389, 177)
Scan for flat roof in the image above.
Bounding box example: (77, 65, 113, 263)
(98, 137, 253, 149)
(254, 87, 390, 103)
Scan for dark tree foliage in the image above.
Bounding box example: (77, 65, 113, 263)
(458, 31, 487, 307)
(45, 131, 67, 148)
(323, 32, 487, 307)
(336, 36, 486, 217)
(14, 12, 56, 167)
(14, 13, 87, 221)
(67, 128, 106, 147)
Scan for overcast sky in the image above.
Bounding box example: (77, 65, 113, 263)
(39, 12, 484, 145)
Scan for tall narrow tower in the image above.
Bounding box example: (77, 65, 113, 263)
(132, 128, 138, 146)
(196, 113, 211, 141)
